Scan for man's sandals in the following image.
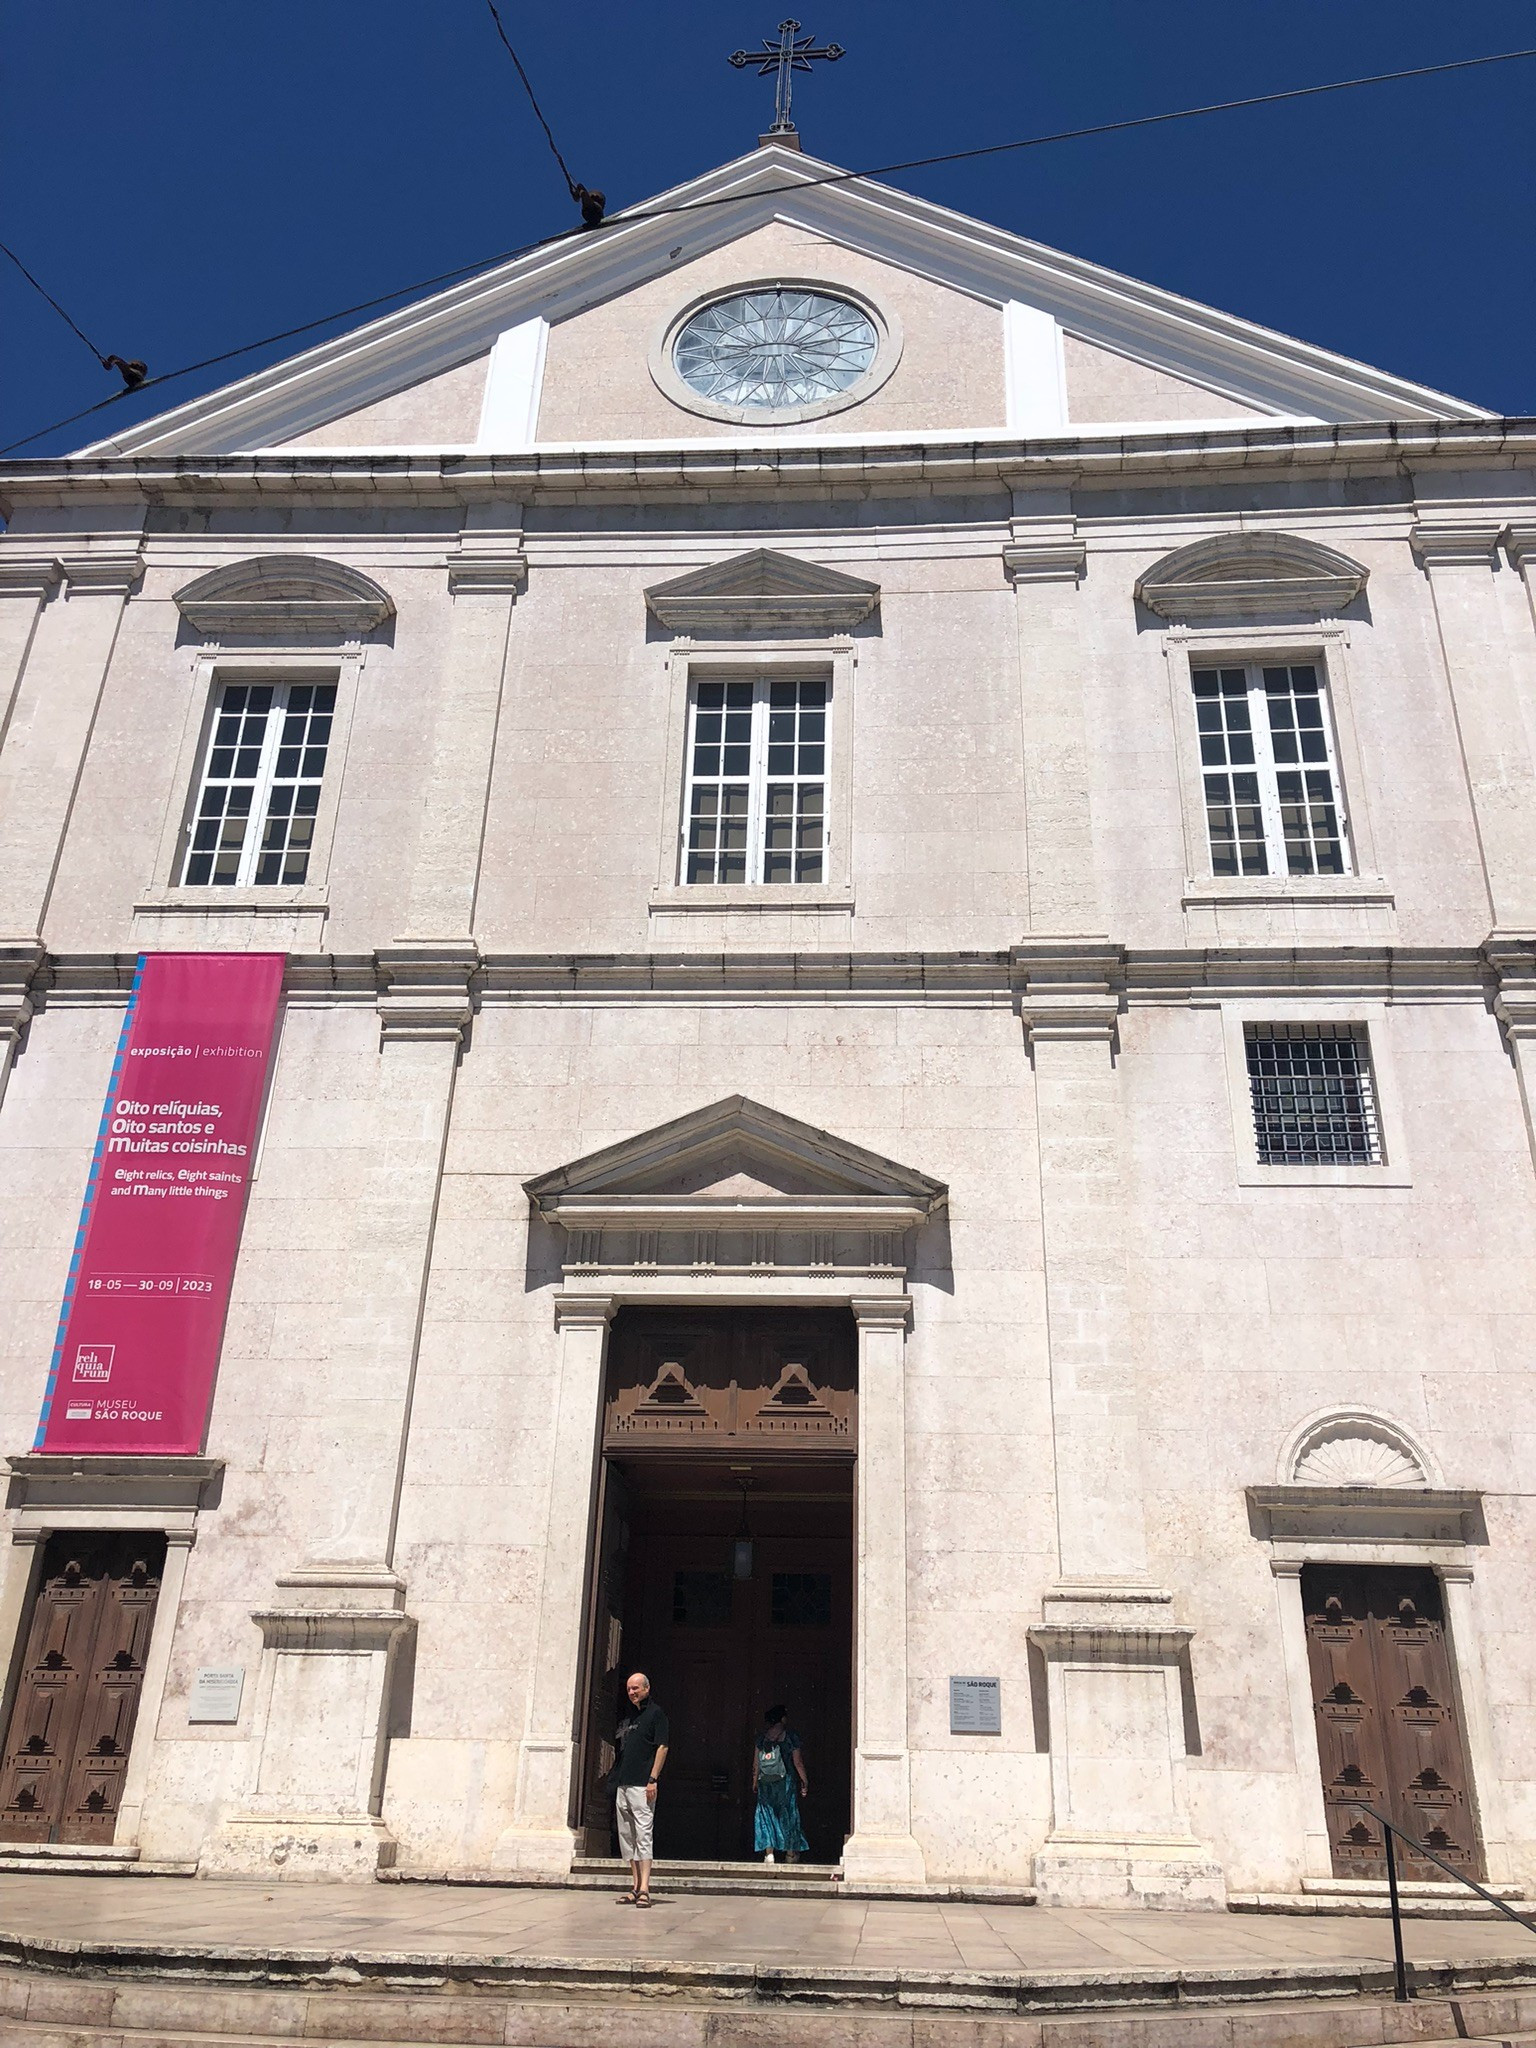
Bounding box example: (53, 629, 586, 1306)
(616, 1889, 654, 1906)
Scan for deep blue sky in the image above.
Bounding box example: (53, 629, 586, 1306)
(3, 1, 1533, 456)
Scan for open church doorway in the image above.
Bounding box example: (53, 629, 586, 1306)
(576, 1307, 855, 1865)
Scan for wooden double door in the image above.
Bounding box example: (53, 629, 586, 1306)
(0, 1533, 165, 1846)
(1303, 1564, 1481, 1880)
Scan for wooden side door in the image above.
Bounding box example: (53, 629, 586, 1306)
(0, 1535, 165, 1846)
(576, 1463, 631, 1850)
(1303, 1565, 1481, 1881)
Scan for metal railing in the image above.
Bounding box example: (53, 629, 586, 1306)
(1350, 1801, 1536, 2001)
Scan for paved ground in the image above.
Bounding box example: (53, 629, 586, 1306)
(1, 1873, 1533, 1977)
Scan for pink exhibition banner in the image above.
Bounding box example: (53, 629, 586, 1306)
(37, 952, 285, 1456)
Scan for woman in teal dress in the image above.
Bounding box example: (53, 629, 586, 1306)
(752, 1703, 809, 1862)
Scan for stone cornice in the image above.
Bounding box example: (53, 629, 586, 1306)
(6, 419, 1536, 516)
(1247, 1485, 1486, 1545)
(12, 941, 1503, 1010)
(0, 553, 61, 597)
(446, 550, 529, 597)
(56, 550, 144, 595)
(374, 942, 478, 1043)
(1410, 521, 1507, 567)
(1012, 940, 1124, 1045)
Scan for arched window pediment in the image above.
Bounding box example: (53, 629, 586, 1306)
(1280, 1408, 1435, 1490)
(174, 555, 394, 637)
(1136, 532, 1367, 623)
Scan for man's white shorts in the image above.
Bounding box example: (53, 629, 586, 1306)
(615, 1783, 654, 1860)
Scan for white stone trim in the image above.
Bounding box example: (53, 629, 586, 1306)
(1218, 997, 1412, 1188)
(652, 639, 856, 914)
(1003, 302, 1068, 435)
(141, 646, 366, 943)
(85, 144, 1490, 457)
(1162, 622, 1386, 917)
(476, 319, 548, 450)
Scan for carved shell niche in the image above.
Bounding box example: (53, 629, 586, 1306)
(1292, 1419, 1428, 1489)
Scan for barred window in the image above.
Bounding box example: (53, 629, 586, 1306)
(1193, 663, 1349, 879)
(682, 676, 827, 885)
(1245, 1024, 1382, 1166)
(181, 679, 336, 887)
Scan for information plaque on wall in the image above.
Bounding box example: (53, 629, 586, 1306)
(189, 1667, 245, 1724)
(949, 1675, 1001, 1735)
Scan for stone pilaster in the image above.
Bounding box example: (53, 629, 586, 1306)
(1507, 526, 1536, 638)
(494, 1294, 615, 1874)
(205, 949, 471, 1877)
(397, 506, 527, 943)
(199, 1563, 413, 1880)
(0, 553, 59, 749)
(1486, 931, 1536, 1172)
(1412, 521, 1536, 929)
(0, 939, 43, 1116)
(0, 545, 144, 946)
(842, 1295, 926, 1885)
(1017, 940, 1224, 1907)
(1004, 484, 1098, 935)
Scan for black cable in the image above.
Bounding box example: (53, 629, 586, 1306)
(0, 238, 108, 364)
(483, 0, 605, 225)
(0, 238, 150, 392)
(5, 42, 1534, 459)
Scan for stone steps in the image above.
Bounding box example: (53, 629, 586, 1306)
(382, 1859, 1040, 1902)
(3, 1981, 1536, 2048)
(5, 1940, 1536, 2045)
(1233, 1893, 1534, 1921)
(0, 1855, 197, 1879)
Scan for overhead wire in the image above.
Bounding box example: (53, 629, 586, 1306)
(0, 237, 147, 389)
(483, 0, 605, 225)
(5, 41, 1534, 459)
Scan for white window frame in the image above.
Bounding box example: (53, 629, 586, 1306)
(177, 673, 337, 888)
(1219, 1000, 1411, 1188)
(1190, 656, 1352, 879)
(679, 672, 829, 888)
(1162, 624, 1386, 901)
(650, 640, 855, 912)
(143, 650, 361, 910)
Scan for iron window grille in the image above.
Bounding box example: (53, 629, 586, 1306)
(181, 678, 336, 887)
(1193, 663, 1350, 879)
(1246, 1023, 1383, 1166)
(682, 675, 828, 885)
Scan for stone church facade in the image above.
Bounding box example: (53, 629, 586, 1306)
(0, 142, 1533, 1907)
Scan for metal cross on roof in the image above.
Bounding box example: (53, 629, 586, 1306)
(730, 18, 845, 141)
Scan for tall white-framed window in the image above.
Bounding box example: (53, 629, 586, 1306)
(682, 674, 828, 885)
(1192, 661, 1351, 878)
(180, 676, 338, 887)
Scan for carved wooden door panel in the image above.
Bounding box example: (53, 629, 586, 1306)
(0, 1535, 164, 1846)
(1303, 1565, 1480, 1881)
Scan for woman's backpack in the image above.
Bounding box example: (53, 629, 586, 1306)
(758, 1741, 787, 1783)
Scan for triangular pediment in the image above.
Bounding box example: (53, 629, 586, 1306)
(645, 550, 879, 633)
(526, 1095, 946, 1213)
(82, 144, 1489, 458)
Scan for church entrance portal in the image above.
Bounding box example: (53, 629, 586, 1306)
(1303, 1564, 1482, 1881)
(577, 1308, 855, 1864)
